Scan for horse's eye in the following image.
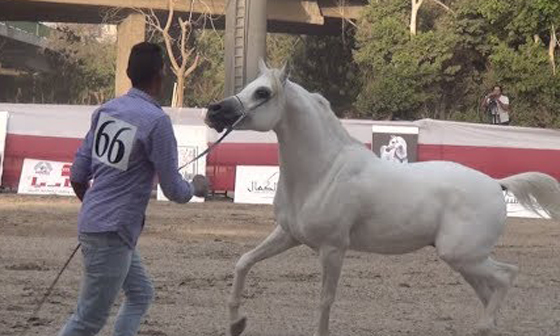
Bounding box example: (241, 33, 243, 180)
(254, 88, 271, 100)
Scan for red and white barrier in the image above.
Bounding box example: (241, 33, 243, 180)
(0, 111, 8, 184)
(1, 103, 559, 196)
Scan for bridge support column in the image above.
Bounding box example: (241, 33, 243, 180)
(115, 13, 146, 97)
(225, 0, 268, 96)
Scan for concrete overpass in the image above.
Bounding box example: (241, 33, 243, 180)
(0, 21, 53, 75)
(0, 0, 366, 97)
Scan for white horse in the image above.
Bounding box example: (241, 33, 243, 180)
(205, 62, 560, 336)
(380, 135, 408, 163)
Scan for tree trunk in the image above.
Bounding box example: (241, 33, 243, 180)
(549, 25, 557, 76)
(410, 0, 424, 36)
(534, 34, 541, 44)
(174, 73, 185, 108)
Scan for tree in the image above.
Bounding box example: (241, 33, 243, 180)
(184, 30, 225, 107)
(266, 31, 360, 118)
(353, 0, 559, 127)
(355, 0, 461, 120)
(410, 0, 454, 36)
(44, 24, 116, 104)
(141, 0, 215, 107)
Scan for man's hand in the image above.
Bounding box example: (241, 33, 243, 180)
(191, 175, 209, 198)
(71, 181, 89, 202)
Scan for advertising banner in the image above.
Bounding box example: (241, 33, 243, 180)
(504, 191, 549, 219)
(17, 158, 74, 196)
(157, 125, 208, 202)
(234, 165, 279, 204)
(372, 125, 419, 163)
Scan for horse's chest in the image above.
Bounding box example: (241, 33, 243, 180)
(275, 204, 308, 243)
(275, 200, 346, 248)
(274, 181, 350, 247)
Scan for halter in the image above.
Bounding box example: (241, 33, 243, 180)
(177, 93, 270, 171)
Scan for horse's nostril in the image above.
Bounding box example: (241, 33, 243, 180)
(209, 103, 221, 112)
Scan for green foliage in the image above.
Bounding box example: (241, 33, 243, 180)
(184, 30, 225, 107)
(353, 0, 560, 127)
(43, 24, 116, 104)
(5, 0, 559, 129)
(355, 0, 461, 120)
(488, 40, 560, 127)
(288, 30, 360, 117)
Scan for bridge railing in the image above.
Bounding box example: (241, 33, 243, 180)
(1, 21, 51, 39)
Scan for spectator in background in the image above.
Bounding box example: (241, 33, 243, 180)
(481, 85, 511, 125)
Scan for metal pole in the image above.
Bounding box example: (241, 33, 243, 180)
(224, 0, 267, 97)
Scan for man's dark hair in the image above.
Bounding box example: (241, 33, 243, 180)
(127, 42, 164, 88)
(493, 85, 502, 92)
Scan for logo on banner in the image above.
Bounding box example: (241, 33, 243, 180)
(156, 124, 208, 203)
(235, 166, 280, 204)
(503, 190, 549, 219)
(380, 135, 408, 163)
(372, 125, 418, 163)
(247, 171, 279, 193)
(178, 146, 198, 181)
(34, 161, 53, 175)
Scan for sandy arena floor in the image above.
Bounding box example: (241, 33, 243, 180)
(1, 194, 559, 336)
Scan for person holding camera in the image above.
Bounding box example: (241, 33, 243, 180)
(481, 85, 511, 125)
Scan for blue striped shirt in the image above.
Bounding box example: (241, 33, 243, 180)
(71, 88, 193, 248)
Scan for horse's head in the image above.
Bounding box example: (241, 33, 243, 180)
(392, 136, 408, 159)
(205, 60, 289, 133)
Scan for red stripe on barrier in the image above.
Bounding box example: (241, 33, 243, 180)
(3, 135, 559, 192)
(418, 144, 560, 180)
(2, 134, 81, 188)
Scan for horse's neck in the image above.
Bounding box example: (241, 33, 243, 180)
(274, 83, 354, 193)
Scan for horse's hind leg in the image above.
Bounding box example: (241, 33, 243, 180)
(439, 247, 518, 334)
(460, 258, 518, 333)
(228, 225, 300, 336)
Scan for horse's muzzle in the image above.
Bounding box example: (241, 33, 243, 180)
(205, 97, 244, 132)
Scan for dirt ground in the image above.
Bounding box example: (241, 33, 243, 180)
(1, 194, 559, 336)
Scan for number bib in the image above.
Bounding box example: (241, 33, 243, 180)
(93, 113, 138, 171)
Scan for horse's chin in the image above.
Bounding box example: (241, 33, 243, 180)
(204, 117, 227, 133)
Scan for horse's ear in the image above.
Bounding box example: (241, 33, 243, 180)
(258, 58, 268, 74)
(279, 61, 290, 85)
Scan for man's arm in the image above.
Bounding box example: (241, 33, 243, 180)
(497, 97, 510, 112)
(148, 115, 194, 203)
(70, 111, 98, 201)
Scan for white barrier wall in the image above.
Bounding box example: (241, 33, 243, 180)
(0, 111, 8, 183)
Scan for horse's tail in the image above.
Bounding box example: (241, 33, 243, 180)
(498, 172, 560, 220)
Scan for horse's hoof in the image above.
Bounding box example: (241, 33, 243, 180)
(474, 320, 496, 336)
(229, 316, 247, 336)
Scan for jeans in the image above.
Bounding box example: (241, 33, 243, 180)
(58, 232, 154, 336)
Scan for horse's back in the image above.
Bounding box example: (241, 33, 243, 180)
(341, 152, 506, 254)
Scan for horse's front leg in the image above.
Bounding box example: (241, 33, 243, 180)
(315, 245, 346, 336)
(228, 225, 299, 336)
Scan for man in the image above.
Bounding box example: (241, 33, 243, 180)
(481, 85, 511, 125)
(58, 42, 208, 336)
